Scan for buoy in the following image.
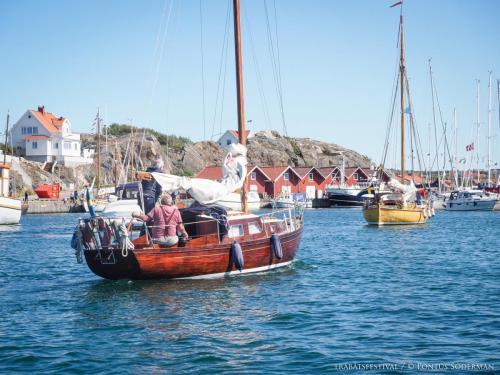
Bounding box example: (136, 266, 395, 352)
(231, 241, 244, 271)
(271, 234, 283, 259)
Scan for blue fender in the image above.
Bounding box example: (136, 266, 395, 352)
(271, 234, 283, 259)
(231, 241, 244, 271)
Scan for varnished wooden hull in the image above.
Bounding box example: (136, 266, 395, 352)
(363, 204, 427, 225)
(84, 227, 302, 280)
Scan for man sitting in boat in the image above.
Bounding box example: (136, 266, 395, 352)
(132, 193, 188, 246)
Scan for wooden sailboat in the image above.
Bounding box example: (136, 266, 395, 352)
(363, 1, 429, 225)
(76, 0, 304, 280)
(0, 113, 22, 225)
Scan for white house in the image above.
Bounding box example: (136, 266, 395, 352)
(217, 130, 254, 150)
(10, 106, 92, 167)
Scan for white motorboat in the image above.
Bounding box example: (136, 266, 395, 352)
(216, 191, 260, 211)
(444, 190, 497, 211)
(0, 163, 21, 225)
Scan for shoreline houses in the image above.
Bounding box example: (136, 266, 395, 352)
(9, 106, 93, 167)
(197, 165, 375, 199)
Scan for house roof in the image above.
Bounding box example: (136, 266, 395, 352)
(259, 166, 301, 182)
(293, 167, 327, 180)
(318, 167, 340, 177)
(29, 106, 65, 134)
(23, 135, 50, 141)
(195, 165, 270, 181)
(228, 130, 251, 139)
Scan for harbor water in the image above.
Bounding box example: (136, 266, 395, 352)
(0, 210, 499, 373)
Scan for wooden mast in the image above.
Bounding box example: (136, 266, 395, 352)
(97, 108, 101, 190)
(233, 0, 248, 213)
(399, 6, 405, 181)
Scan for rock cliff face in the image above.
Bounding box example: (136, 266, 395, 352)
(9, 130, 371, 195)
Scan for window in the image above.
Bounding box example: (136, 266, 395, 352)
(284, 172, 289, 181)
(55, 142, 59, 149)
(309, 172, 314, 181)
(248, 221, 262, 235)
(228, 224, 244, 238)
(32, 127, 38, 134)
(226, 139, 231, 145)
(32, 141, 38, 149)
(64, 142, 71, 150)
(27, 127, 33, 134)
(22, 127, 26, 135)
(74, 143, 77, 150)
(251, 172, 256, 180)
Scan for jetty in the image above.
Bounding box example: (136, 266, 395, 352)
(22, 199, 84, 214)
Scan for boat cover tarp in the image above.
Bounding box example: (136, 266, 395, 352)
(180, 203, 229, 238)
(152, 143, 247, 205)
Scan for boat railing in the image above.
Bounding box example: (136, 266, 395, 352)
(76, 207, 303, 252)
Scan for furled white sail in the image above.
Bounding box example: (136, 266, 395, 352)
(387, 178, 416, 202)
(152, 143, 247, 205)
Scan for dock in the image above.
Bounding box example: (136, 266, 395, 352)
(22, 199, 84, 214)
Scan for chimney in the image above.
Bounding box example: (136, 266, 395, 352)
(38, 105, 45, 114)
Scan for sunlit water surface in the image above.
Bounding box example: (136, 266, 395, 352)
(0, 210, 499, 373)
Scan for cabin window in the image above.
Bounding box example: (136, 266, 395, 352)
(248, 221, 262, 235)
(228, 224, 244, 238)
(251, 171, 256, 180)
(284, 172, 289, 181)
(32, 141, 38, 149)
(309, 172, 314, 181)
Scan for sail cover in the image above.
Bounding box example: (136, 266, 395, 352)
(151, 143, 247, 205)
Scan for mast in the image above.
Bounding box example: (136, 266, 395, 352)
(429, 61, 441, 193)
(399, 7, 406, 181)
(233, 0, 248, 213)
(1, 113, 9, 197)
(97, 108, 101, 190)
(3, 113, 9, 166)
(453, 108, 458, 188)
(487, 72, 492, 187)
(475, 80, 480, 186)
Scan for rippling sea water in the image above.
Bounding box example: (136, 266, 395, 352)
(0, 210, 499, 373)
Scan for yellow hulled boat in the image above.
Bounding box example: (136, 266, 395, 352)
(363, 203, 427, 226)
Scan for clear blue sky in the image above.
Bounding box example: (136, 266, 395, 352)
(1, 0, 499, 169)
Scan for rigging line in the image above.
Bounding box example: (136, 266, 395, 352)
(211, 0, 231, 140)
(242, 0, 272, 129)
(199, 0, 207, 141)
(404, 73, 427, 177)
(432, 71, 454, 173)
(218, 19, 231, 137)
(380, 58, 400, 169)
(149, 0, 174, 124)
(429, 60, 441, 192)
(263, 0, 288, 136)
(271, 0, 288, 136)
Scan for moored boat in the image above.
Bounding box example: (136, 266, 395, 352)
(74, 0, 304, 280)
(362, 2, 431, 226)
(444, 190, 497, 211)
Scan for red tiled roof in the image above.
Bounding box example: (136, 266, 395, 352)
(229, 130, 251, 139)
(30, 106, 65, 134)
(259, 166, 300, 182)
(344, 167, 368, 178)
(196, 166, 223, 180)
(318, 167, 340, 177)
(196, 165, 270, 181)
(293, 167, 314, 178)
(23, 135, 50, 141)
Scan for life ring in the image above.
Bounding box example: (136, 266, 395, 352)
(270, 234, 283, 259)
(231, 241, 244, 271)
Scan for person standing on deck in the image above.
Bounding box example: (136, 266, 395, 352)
(84, 185, 96, 218)
(133, 193, 188, 246)
(139, 158, 164, 213)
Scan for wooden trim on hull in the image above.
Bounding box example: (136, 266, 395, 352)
(84, 227, 303, 280)
(363, 204, 427, 225)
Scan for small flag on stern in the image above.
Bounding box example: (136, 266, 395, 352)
(466, 142, 474, 152)
(390, 1, 403, 7)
